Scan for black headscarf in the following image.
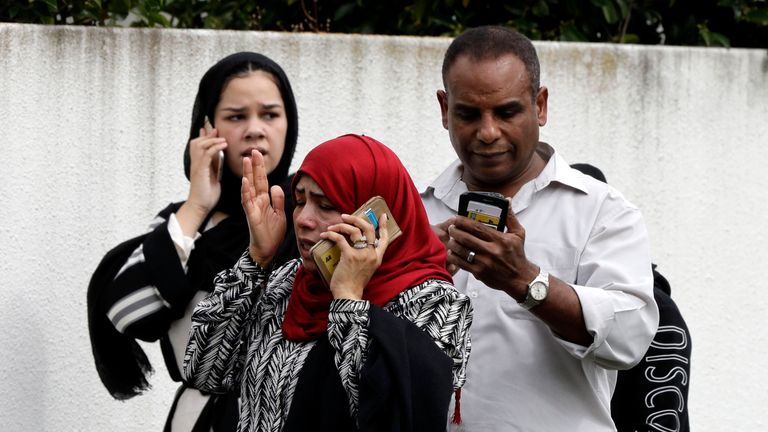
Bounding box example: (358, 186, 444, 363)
(183, 52, 299, 218)
(89, 52, 300, 400)
(181, 51, 300, 292)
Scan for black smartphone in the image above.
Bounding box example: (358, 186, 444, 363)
(458, 191, 509, 231)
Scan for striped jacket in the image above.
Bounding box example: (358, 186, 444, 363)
(184, 252, 472, 432)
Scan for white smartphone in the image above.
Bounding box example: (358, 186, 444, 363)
(204, 116, 224, 182)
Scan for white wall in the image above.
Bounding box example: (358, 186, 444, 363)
(1, 23, 766, 431)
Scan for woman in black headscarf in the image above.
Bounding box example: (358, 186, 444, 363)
(87, 52, 300, 431)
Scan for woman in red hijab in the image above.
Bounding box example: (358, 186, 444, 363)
(184, 134, 472, 432)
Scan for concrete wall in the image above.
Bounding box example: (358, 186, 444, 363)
(1, 23, 766, 431)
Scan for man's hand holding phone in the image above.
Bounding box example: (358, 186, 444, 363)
(432, 191, 509, 275)
(458, 191, 508, 232)
(446, 192, 539, 298)
(430, 218, 459, 275)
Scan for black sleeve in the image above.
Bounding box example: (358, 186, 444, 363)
(87, 233, 153, 399)
(142, 216, 197, 315)
(99, 203, 195, 342)
(611, 287, 692, 431)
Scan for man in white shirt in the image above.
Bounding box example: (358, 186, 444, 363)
(421, 26, 659, 431)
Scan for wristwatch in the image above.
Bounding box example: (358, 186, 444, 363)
(518, 269, 549, 310)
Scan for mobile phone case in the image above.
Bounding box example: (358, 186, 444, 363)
(309, 196, 402, 286)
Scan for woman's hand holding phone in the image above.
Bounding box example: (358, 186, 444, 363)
(177, 118, 229, 237)
(321, 212, 390, 300)
(241, 150, 287, 268)
(186, 119, 228, 210)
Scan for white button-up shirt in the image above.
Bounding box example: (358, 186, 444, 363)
(421, 143, 659, 432)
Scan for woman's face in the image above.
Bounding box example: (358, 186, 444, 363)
(214, 70, 288, 177)
(292, 175, 343, 273)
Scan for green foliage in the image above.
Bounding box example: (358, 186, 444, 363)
(1, 0, 766, 47)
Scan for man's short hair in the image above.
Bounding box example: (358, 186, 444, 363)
(442, 26, 541, 102)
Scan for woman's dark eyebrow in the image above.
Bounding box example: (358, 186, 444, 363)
(220, 106, 246, 113)
(294, 186, 326, 199)
(260, 103, 283, 110)
(220, 103, 283, 112)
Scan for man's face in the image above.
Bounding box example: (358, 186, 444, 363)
(438, 54, 548, 191)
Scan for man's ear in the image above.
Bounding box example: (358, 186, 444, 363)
(536, 86, 548, 127)
(437, 89, 449, 130)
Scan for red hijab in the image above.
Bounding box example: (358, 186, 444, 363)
(282, 134, 452, 341)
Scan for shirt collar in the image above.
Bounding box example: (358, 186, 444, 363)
(535, 142, 590, 195)
(426, 159, 466, 212)
(425, 142, 590, 212)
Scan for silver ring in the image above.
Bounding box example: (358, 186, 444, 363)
(368, 239, 379, 248)
(466, 251, 476, 263)
(353, 240, 368, 249)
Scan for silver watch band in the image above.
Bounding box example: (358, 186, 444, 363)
(518, 269, 549, 310)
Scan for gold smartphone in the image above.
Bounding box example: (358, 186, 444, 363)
(204, 116, 224, 182)
(309, 196, 402, 286)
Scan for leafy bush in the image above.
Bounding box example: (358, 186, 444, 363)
(2, 0, 766, 47)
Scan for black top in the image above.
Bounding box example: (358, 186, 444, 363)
(282, 305, 454, 432)
(611, 267, 691, 431)
(87, 181, 299, 400)
(88, 51, 301, 401)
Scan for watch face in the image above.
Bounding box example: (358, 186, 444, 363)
(530, 282, 548, 301)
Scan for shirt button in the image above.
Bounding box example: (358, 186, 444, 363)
(469, 291, 479, 298)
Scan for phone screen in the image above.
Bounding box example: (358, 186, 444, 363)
(458, 191, 508, 231)
(465, 200, 503, 228)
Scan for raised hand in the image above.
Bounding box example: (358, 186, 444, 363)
(321, 213, 391, 300)
(241, 149, 287, 267)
